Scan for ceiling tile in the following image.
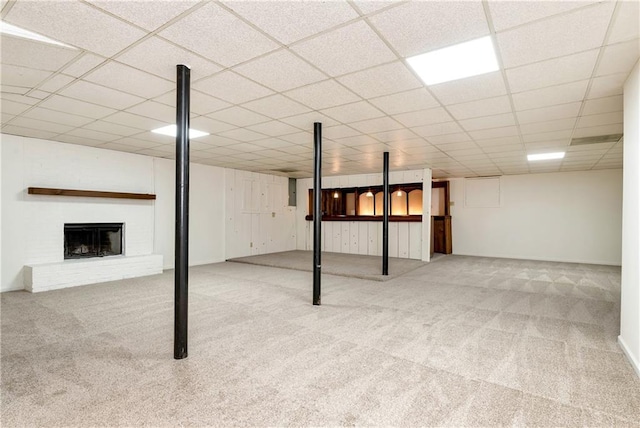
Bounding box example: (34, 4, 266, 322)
(126, 100, 174, 122)
(0, 99, 32, 115)
(582, 95, 623, 116)
(279, 112, 340, 130)
(412, 121, 463, 138)
(428, 133, 472, 145)
(370, 128, 419, 143)
(98, 142, 141, 154)
(352, 1, 404, 15)
(521, 129, 572, 143)
(22, 106, 94, 128)
(497, 2, 614, 68)
(291, 21, 396, 77)
(322, 125, 360, 140)
(159, 2, 278, 67)
(596, 39, 640, 77)
(62, 127, 121, 143)
(193, 71, 274, 104)
(333, 134, 380, 147)
(368, 1, 488, 57)
(190, 116, 237, 134)
(246, 121, 300, 137)
(393, 107, 453, 128)
(587, 73, 628, 99)
(520, 118, 576, 135)
(83, 61, 173, 99)
(474, 136, 521, 147)
(489, 1, 600, 31)
(4, 0, 146, 56)
(218, 128, 267, 142)
(234, 49, 327, 92)
(321, 101, 385, 123)
(516, 102, 582, 125)
(223, 0, 358, 45)
(111, 137, 162, 150)
(506, 49, 599, 93)
(116, 37, 222, 81)
(208, 106, 271, 127)
(446, 96, 512, 121)
(459, 113, 515, 131)
(0, 64, 52, 88)
(284, 80, 361, 110)
(2, 125, 60, 140)
(9, 116, 73, 134)
(512, 80, 588, 111)
(38, 95, 117, 119)
(154, 90, 231, 115)
(337, 61, 423, 99)
(469, 126, 519, 140)
(368, 88, 439, 115)
(0, 36, 80, 72)
(58, 79, 145, 110)
(429, 72, 507, 105)
(242, 94, 311, 119)
(608, 0, 640, 43)
(37, 74, 76, 93)
(87, 0, 200, 31)
(577, 111, 623, 128)
(61, 54, 106, 78)
(84, 120, 143, 137)
(350, 116, 403, 134)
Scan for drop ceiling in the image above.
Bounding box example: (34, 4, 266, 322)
(1, 0, 637, 178)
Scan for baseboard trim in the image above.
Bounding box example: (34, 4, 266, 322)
(618, 335, 640, 379)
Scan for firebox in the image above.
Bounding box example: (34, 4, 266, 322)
(64, 223, 123, 260)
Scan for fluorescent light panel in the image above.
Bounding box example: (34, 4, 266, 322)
(0, 21, 76, 49)
(407, 36, 499, 85)
(527, 152, 565, 161)
(152, 125, 209, 139)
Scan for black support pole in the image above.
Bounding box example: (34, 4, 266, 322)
(382, 152, 389, 276)
(174, 64, 190, 360)
(313, 122, 322, 305)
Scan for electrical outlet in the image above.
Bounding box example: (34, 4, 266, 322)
(250, 242, 253, 248)
(272, 212, 276, 218)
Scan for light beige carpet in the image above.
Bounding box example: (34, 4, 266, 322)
(1, 255, 639, 426)
(228, 250, 427, 281)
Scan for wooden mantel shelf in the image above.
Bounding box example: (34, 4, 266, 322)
(27, 187, 156, 200)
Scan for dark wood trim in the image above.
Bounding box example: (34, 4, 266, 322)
(27, 187, 156, 200)
(305, 214, 422, 222)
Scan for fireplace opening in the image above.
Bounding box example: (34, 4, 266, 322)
(64, 223, 123, 260)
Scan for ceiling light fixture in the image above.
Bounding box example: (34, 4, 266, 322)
(0, 21, 76, 49)
(152, 125, 209, 139)
(527, 152, 565, 161)
(406, 36, 499, 85)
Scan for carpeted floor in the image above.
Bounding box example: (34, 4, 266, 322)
(1, 254, 639, 426)
(228, 250, 427, 281)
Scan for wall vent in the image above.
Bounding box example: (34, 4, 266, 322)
(570, 133, 622, 146)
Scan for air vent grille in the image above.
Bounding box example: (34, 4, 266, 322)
(570, 134, 622, 146)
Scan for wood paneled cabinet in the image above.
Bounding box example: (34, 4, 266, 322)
(432, 215, 452, 254)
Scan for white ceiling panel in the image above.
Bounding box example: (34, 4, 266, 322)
(192, 71, 274, 104)
(429, 72, 507, 105)
(350, 116, 403, 134)
(0, 64, 52, 89)
(370, 128, 419, 143)
(393, 107, 453, 128)
(516, 102, 582, 125)
(412, 121, 463, 138)
(4, 0, 146, 56)
(38, 74, 76, 93)
(208, 106, 271, 127)
(83, 61, 173, 99)
(223, 0, 358, 45)
(280, 112, 340, 130)
(246, 121, 300, 137)
(125, 100, 174, 122)
(22, 106, 94, 128)
(519, 118, 576, 135)
(468, 126, 519, 140)
(154, 90, 231, 116)
(337, 61, 422, 99)
(291, 21, 396, 77)
(368, 1, 488, 57)
(574, 124, 623, 139)
(284, 80, 361, 110)
(218, 128, 267, 143)
(190, 116, 237, 134)
(608, 0, 640, 44)
(582, 95, 623, 116)
(234, 50, 327, 92)
(84, 120, 144, 137)
(9, 116, 73, 134)
(446, 95, 513, 121)
(242, 94, 311, 119)
(159, 2, 278, 67)
(521, 129, 572, 143)
(512, 80, 589, 111)
(116, 37, 222, 81)
(587, 73, 628, 99)
(98, 142, 141, 154)
(459, 113, 516, 132)
(59, 80, 145, 110)
(87, 0, 201, 31)
(352, 1, 404, 15)
(577, 111, 623, 128)
(62, 54, 106, 78)
(487, 0, 598, 32)
(0, 99, 32, 115)
(2, 125, 60, 140)
(368, 88, 439, 115)
(110, 136, 164, 150)
(323, 125, 360, 140)
(428, 133, 472, 145)
(0, 36, 80, 72)
(497, 2, 614, 68)
(506, 49, 599, 93)
(62, 127, 122, 143)
(38, 95, 117, 119)
(321, 101, 385, 123)
(596, 39, 640, 77)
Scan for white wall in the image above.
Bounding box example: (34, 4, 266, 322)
(295, 169, 427, 260)
(153, 158, 226, 269)
(225, 169, 295, 259)
(620, 60, 640, 377)
(449, 169, 623, 265)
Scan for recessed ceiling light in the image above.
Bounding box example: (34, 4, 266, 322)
(527, 152, 565, 161)
(406, 36, 499, 85)
(151, 125, 209, 139)
(0, 21, 76, 49)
